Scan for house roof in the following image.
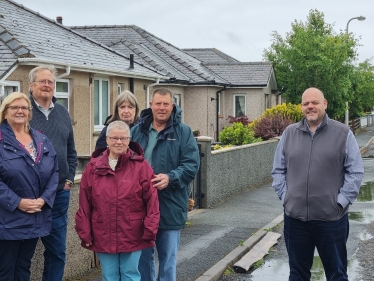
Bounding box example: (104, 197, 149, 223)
(71, 25, 276, 88)
(204, 62, 274, 87)
(182, 48, 240, 64)
(70, 25, 227, 84)
(0, 0, 167, 80)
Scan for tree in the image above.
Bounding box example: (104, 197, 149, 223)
(349, 60, 374, 117)
(263, 9, 359, 120)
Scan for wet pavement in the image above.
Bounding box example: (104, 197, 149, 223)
(70, 126, 374, 281)
(219, 130, 374, 281)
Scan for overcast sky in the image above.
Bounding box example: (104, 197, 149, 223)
(13, 0, 373, 63)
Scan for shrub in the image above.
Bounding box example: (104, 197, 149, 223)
(219, 122, 262, 145)
(253, 114, 293, 140)
(250, 103, 302, 130)
(227, 115, 250, 125)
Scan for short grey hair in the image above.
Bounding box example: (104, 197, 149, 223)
(106, 120, 131, 137)
(29, 65, 57, 83)
(152, 88, 173, 101)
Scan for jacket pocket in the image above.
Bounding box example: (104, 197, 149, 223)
(129, 211, 146, 221)
(5, 210, 35, 229)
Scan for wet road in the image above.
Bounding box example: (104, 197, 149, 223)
(219, 147, 374, 281)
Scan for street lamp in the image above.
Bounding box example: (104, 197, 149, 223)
(345, 16, 366, 126)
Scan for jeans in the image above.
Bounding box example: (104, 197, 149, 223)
(139, 229, 181, 281)
(97, 251, 141, 281)
(0, 238, 38, 281)
(41, 189, 70, 281)
(284, 213, 349, 281)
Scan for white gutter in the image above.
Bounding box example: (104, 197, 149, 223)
(146, 79, 160, 107)
(57, 66, 71, 79)
(17, 58, 168, 81)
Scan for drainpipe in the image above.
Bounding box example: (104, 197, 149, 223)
(57, 65, 70, 79)
(129, 54, 134, 93)
(89, 74, 92, 154)
(146, 79, 160, 107)
(215, 86, 226, 141)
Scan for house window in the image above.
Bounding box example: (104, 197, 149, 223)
(233, 94, 246, 117)
(55, 79, 70, 110)
(265, 94, 271, 110)
(173, 94, 181, 107)
(94, 78, 110, 131)
(218, 92, 221, 115)
(118, 83, 123, 95)
(1, 81, 20, 99)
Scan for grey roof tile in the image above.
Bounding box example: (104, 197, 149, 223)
(183, 48, 240, 64)
(0, 0, 165, 79)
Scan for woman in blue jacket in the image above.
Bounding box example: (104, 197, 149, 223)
(0, 92, 59, 281)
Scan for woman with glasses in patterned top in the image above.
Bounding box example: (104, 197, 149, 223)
(0, 92, 59, 281)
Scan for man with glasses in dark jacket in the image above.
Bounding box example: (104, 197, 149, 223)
(29, 65, 77, 281)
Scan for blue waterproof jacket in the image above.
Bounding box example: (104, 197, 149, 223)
(131, 105, 200, 230)
(0, 121, 59, 240)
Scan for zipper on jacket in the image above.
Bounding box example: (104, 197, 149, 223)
(306, 133, 315, 221)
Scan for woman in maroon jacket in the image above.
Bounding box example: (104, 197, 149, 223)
(75, 121, 159, 281)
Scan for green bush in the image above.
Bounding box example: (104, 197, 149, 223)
(219, 122, 262, 145)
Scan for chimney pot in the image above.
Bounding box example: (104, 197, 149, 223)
(56, 16, 63, 24)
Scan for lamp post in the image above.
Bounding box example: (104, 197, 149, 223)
(345, 16, 366, 126)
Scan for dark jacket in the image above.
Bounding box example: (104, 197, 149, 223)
(0, 121, 59, 240)
(131, 105, 200, 230)
(75, 142, 159, 254)
(29, 94, 77, 190)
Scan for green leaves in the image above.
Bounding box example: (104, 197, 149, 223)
(264, 9, 363, 120)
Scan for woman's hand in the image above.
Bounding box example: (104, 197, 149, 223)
(18, 198, 45, 213)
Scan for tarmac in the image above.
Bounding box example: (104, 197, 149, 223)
(72, 125, 374, 281)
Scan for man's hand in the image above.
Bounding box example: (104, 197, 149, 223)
(152, 173, 170, 190)
(63, 182, 72, 190)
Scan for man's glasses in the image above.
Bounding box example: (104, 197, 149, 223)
(8, 106, 31, 112)
(35, 80, 55, 86)
(108, 137, 130, 143)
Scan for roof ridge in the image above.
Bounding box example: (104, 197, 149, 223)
(132, 27, 215, 82)
(0, 24, 33, 58)
(204, 61, 271, 66)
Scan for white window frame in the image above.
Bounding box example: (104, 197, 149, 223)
(233, 94, 246, 117)
(173, 94, 181, 107)
(218, 92, 221, 115)
(55, 78, 70, 111)
(118, 83, 122, 95)
(1, 80, 20, 98)
(94, 77, 110, 132)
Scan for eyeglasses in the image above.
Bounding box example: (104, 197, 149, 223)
(8, 106, 31, 112)
(34, 80, 55, 86)
(108, 137, 130, 143)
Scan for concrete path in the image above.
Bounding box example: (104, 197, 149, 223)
(74, 126, 374, 281)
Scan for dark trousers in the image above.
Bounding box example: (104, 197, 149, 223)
(0, 238, 38, 281)
(41, 189, 70, 281)
(284, 213, 349, 281)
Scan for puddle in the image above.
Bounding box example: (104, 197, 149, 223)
(348, 210, 374, 223)
(356, 181, 374, 202)
(359, 231, 373, 241)
(249, 256, 361, 280)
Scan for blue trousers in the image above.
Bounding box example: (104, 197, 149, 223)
(284, 213, 349, 281)
(41, 189, 70, 281)
(97, 251, 141, 281)
(138, 229, 181, 281)
(0, 238, 38, 281)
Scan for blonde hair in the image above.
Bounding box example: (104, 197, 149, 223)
(0, 92, 32, 130)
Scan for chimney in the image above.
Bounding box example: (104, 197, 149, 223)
(129, 54, 134, 69)
(56, 16, 63, 24)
